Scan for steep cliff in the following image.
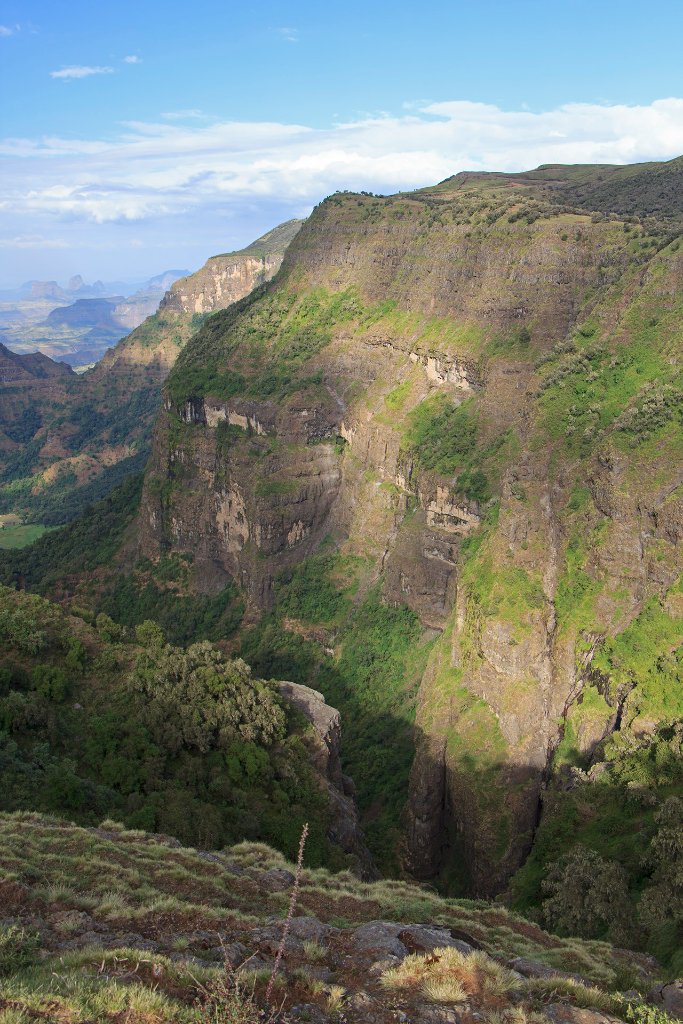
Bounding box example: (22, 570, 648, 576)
(139, 160, 683, 924)
(160, 219, 303, 317)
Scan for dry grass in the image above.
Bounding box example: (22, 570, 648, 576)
(0, 808, 659, 1020)
(381, 947, 523, 1004)
(525, 976, 616, 1012)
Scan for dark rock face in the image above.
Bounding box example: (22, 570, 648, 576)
(139, 396, 344, 609)
(649, 980, 683, 1021)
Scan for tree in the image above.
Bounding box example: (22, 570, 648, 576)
(639, 797, 683, 945)
(129, 640, 286, 754)
(541, 845, 634, 944)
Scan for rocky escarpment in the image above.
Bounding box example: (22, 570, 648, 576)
(160, 219, 302, 318)
(277, 680, 375, 875)
(133, 163, 683, 903)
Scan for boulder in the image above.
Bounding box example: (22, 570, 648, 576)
(508, 957, 591, 985)
(260, 868, 296, 891)
(350, 921, 408, 959)
(649, 980, 683, 1021)
(399, 925, 473, 955)
(544, 1005, 624, 1024)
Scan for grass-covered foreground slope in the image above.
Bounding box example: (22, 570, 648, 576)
(0, 583, 360, 869)
(0, 811, 671, 1024)
(0, 222, 301, 530)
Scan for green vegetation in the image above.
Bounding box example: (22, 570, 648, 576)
(0, 586, 338, 866)
(512, 715, 683, 969)
(318, 595, 429, 867)
(99, 569, 244, 647)
(592, 582, 683, 719)
(402, 394, 513, 502)
(0, 383, 159, 526)
(511, 579, 683, 969)
(404, 394, 478, 476)
(167, 286, 363, 407)
(274, 552, 360, 625)
(0, 523, 49, 549)
(242, 550, 432, 872)
(0, 474, 144, 590)
(554, 527, 603, 634)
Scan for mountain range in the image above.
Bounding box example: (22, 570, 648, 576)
(0, 268, 189, 367)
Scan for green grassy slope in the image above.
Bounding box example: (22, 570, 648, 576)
(0, 811, 664, 1024)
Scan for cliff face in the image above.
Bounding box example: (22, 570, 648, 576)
(138, 165, 683, 897)
(96, 220, 302, 381)
(158, 221, 302, 319)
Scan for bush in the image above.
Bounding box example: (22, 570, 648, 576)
(0, 924, 40, 975)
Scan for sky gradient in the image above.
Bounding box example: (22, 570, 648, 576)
(2, 0, 683, 285)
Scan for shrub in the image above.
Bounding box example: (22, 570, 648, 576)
(0, 924, 40, 975)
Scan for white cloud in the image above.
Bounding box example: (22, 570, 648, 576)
(277, 27, 299, 43)
(2, 98, 683, 230)
(161, 109, 210, 121)
(123, 55, 141, 64)
(0, 25, 14, 36)
(50, 65, 114, 80)
(0, 235, 69, 249)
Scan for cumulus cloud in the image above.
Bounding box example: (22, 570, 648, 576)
(0, 25, 14, 37)
(123, 55, 141, 63)
(2, 98, 683, 230)
(50, 65, 114, 80)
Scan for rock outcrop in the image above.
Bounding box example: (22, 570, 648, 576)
(277, 680, 375, 875)
(160, 220, 302, 317)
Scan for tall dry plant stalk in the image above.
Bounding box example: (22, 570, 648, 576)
(265, 822, 309, 1007)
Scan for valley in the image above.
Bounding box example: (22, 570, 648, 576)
(1, 159, 682, 1016)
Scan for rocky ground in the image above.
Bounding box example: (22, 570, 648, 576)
(1, 813, 679, 1024)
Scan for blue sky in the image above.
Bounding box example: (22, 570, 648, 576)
(2, 0, 683, 285)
